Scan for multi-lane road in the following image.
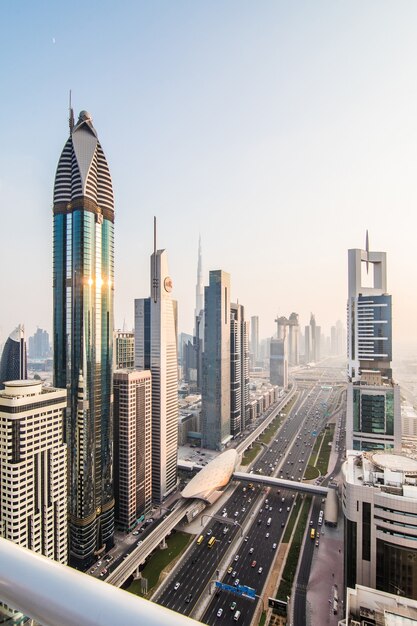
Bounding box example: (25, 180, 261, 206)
(156, 368, 345, 625)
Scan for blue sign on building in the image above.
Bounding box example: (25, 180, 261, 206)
(215, 581, 256, 599)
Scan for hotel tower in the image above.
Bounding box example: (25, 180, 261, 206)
(53, 110, 115, 568)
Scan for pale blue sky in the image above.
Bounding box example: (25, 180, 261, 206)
(1, 1, 417, 348)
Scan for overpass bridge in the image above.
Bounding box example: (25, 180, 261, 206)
(232, 472, 329, 497)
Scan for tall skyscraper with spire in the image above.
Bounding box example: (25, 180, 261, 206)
(53, 109, 115, 568)
(346, 235, 400, 451)
(135, 221, 178, 502)
(194, 235, 204, 326)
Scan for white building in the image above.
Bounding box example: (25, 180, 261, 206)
(343, 450, 417, 599)
(113, 330, 134, 370)
(113, 370, 152, 530)
(0, 380, 67, 564)
(135, 245, 178, 503)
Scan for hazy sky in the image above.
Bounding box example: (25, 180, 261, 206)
(1, 1, 417, 350)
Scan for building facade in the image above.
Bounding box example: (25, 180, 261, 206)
(346, 242, 400, 451)
(113, 370, 152, 530)
(250, 315, 259, 366)
(0, 325, 27, 389)
(135, 247, 178, 503)
(230, 303, 249, 437)
(270, 337, 288, 390)
(0, 380, 67, 564)
(113, 331, 134, 370)
(343, 450, 417, 600)
(28, 328, 50, 360)
(288, 312, 299, 366)
(53, 110, 115, 568)
(201, 270, 231, 450)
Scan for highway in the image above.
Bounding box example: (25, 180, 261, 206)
(155, 368, 345, 625)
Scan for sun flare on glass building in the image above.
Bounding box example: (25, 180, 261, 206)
(53, 110, 115, 568)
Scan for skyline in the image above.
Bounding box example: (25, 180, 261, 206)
(1, 2, 417, 349)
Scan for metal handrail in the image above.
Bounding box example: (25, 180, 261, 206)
(0, 538, 200, 626)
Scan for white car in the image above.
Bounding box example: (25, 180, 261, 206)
(174, 582, 180, 590)
(217, 608, 223, 617)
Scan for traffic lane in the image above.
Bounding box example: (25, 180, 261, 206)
(158, 485, 263, 612)
(161, 383, 334, 617)
(203, 494, 293, 625)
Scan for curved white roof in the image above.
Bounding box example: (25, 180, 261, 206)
(181, 449, 238, 502)
(370, 452, 417, 475)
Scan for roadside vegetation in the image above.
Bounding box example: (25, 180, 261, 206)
(241, 443, 262, 466)
(276, 497, 311, 601)
(127, 531, 193, 598)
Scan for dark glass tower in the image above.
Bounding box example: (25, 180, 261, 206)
(53, 110, 114, 568)
(0, 324, 27, 389)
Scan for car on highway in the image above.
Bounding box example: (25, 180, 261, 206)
(174, 582, 180, 590)
(234, 554, 239, 561)
(258, 567, 263, 574)
(217, 608, 223, 617)
(249, 547, 254, 553)
(234, 579, 240, 586)
(272, 543, 277, 549)
(230, 602, 237, 611)
(265, 532, 270, 538)
(185, 594, 192, 603)
(227, 566, 233, 574)
(232, 570, 237, 577)
(251, 560, 257, 567)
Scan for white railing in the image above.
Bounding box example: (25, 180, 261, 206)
(0, 538, 200, 626)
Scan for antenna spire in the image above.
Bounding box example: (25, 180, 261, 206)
(69, 90, 74, 133)
(365, 229, 369, 274)
(152, 216, 158, 303)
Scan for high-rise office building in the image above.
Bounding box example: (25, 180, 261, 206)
(113, 330, 134, 370)
(346, 241, 400, 451)
(270, 337, 288, 389)
(348, 245, 392, 381)
(250, 315, 259, 365)
(28, 328, 50, 360)
(135, 242, 178, 503)
(304, 325, 310, 362)
(343, 450, 417, 599)
(113, 370, 152, 530)
(310, 313, 317, 362)
(201, 270, 231, 450)
(0, 325, 27, 389)
(288, 312, 299, 366)
(0, 380, 67, 564)
(53, 109, 115, 567)
(230, 303, 250, 437)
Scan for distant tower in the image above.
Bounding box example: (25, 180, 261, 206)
(0, 380, 68, 563)
(53, 109, 115, 568)
(113, 370, 152, 529)
(288, 313, 299, 366)
(309, 314, 317, 362)
(194, 235, 204, 333)
(201, 270, 231, 450)
(304, 325, 310, 362)
(250, 316, 259, 365)
(270, 337, 288, 389)
(135, 221, 178, 502)
(0, 325, 27, 389)
(346, 235, 400, 452)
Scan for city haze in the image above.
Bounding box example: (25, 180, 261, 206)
(1, 1, 417, 348)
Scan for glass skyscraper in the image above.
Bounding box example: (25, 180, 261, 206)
(0, 324, 27, 389)
(53, 110, 114, 568)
